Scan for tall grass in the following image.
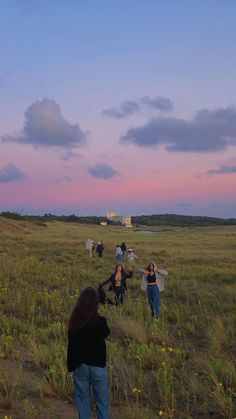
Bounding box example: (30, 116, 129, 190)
(0, 217, 235, 418)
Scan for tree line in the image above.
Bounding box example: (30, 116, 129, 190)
(1, 211, 236, 227)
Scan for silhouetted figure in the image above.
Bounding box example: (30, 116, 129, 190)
(96, 241, 104, 258)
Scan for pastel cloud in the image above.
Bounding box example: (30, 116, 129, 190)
(102, 95, 173, 119)
(207, 164, 236, 175)
(140, 96, 174, 112)
(121, 107, 236, 152)
(1, 98, 87, 148)
(60, 151, 82, 160)
(0, 164, 26, 183)
(53, 175, 72, 183)
(88, 164, 118, 179)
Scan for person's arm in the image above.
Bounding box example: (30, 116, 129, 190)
(99, 316, 110, 338)
(67, 331, 80, 372)
(101, 274, 113, 286)
(133, 253, 138, 259)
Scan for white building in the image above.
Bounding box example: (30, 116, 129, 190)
(107, 211, 132, 227)
(107, 211, 120, 219)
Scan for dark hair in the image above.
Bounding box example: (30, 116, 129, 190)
(115, 264, 124, 274)
(68, 287, 99, 332)
(146, 262, 155, 272)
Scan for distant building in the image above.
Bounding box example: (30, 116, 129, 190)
(123, 216, 132, 227)
(107, 211, 120, 219)
(107, 211, 132, 227)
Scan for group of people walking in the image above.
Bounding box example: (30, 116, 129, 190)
(86, 239, 104, 258)
(85, 240, 138, 269)
(67, 256, 167, 418)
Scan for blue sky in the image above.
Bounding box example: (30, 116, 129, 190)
(0, 0, 236, 216)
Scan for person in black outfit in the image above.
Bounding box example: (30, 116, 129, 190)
(67, 287, 110, 419)
(98, 284, 114, 305)
(120, 242, 127, 261)
(101, 264, 132, 305)
(96, 241, 104, 258)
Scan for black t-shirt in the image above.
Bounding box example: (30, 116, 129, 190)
(67, 315, 110, 372)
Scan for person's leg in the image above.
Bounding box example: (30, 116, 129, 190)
(73, 364, 91, 419)
(147, 287, 154, 317)
(118, 287, 123, 304)
(120, 286, 126, 304)
(91, 366, 109, 419)
(154, 286, 160, 318)
(114, 287, 120, 305)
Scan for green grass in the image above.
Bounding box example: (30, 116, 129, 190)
(0, 217, 235, 418)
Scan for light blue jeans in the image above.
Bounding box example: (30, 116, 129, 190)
(73, 363, 109, 419)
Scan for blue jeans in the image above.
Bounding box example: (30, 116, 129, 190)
(114, 286, 125, 305)
(73, 363, 109, 419)
(147, 285, 160, 318)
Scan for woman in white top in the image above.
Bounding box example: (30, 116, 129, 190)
(126, 249, 138, 272)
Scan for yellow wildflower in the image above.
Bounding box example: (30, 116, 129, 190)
(159, 411, 164, 416)
(132, 387, 142, 394)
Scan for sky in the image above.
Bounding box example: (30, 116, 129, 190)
(0, 0, 236, 217)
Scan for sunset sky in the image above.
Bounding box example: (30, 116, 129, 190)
(0, 0, 236, 217)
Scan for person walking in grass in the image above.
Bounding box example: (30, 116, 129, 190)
(101, 264, 132, 305)
(138, 261, 165, 319)
(67, 287, 110, 419)
(86, 239, 94, 257)
(120, 242, 127, 261)
(126, 248, 138, 272)
(96, 241, 104, 258)
(115, 245, 123, 262)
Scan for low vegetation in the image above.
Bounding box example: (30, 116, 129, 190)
(0, 216, 235, 418)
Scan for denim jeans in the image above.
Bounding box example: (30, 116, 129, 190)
(73, 363, 109, 419)
(114, 286, 125, 305)
(147, 285, 160, 318)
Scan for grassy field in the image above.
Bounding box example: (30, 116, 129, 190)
(0, 217, 235, 419)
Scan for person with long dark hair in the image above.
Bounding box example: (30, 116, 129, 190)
(139, 261, 168, 319)
(101, 264, 132, 305)
(143, 262, 160, 319)
(67, 287, 110, 419)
